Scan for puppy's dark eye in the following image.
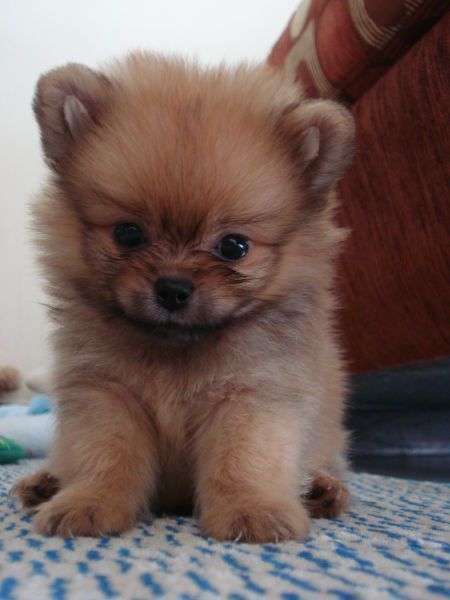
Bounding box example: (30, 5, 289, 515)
(215, 234, 249, 261)
(114, 223, 145, 248)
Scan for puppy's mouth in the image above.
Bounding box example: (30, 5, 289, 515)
(121, 314, 230, 342)
(109, 293, 257, 343)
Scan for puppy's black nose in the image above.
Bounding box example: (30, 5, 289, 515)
(154, 278, 193, 311)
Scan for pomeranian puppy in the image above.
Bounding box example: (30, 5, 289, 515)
(13, 53, 354, 542)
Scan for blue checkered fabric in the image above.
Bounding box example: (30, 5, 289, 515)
(1, 460, 449, 599)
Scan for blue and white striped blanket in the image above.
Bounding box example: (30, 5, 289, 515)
(1, 460, 449, 599)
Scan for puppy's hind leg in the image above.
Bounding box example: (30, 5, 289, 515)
(303, 472, 350, 519)
(11, 470, 60, 508)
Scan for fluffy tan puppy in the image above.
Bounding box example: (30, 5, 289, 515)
(13, 53, 354, 542)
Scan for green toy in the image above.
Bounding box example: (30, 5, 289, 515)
(0, 435, 25, 464)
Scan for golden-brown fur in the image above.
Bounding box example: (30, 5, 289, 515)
(13, 53, 354, 542)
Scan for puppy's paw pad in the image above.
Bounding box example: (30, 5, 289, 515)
(202, 499, 310, 543)
(303, 473, 349, 519)
(34, 495, 134, 537)
(11, 471, 59, 508)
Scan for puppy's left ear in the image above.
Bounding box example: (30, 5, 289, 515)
(279, 99, 355, 198)
(33, 63, 111, 168)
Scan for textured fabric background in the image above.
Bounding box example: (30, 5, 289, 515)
(268, 2, 450, 374)
(268, 0, 447, 101)
(1, 460, 449, 599)
(336, 14, 450, 374)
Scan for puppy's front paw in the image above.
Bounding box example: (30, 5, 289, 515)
(303, 473, 350, 518)
(11, 470, 59, 508)
(33, 489, 136, 537)
(201, 497, 310, 543)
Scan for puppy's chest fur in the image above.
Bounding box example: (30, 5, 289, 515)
(142, 363, 237, 512)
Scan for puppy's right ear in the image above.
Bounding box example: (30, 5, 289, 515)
(33, 63, 111, 167)
(277, 99, 355, 200)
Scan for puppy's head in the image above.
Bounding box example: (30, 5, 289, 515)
(34, 54, 354, 342)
